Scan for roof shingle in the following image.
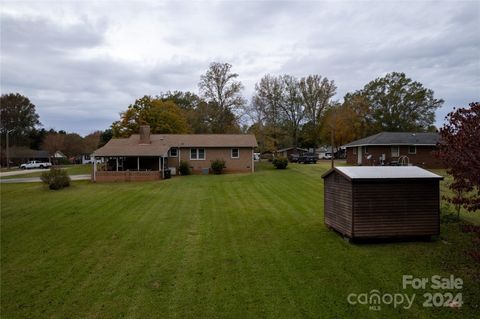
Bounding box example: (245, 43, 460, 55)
(93, 134, 258, 157)
(343, 132, 439, 147)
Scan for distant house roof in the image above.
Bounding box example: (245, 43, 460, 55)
(93, 134, 258, 157)
(9, 147, 49, 159)
(277, 147, 308, 153)
(343, 132, 440, 147)
(322, 166, 443, 180)
(54, 151, 67, 158)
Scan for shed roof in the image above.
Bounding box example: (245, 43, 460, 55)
(343, 132, 439, 147)
(322, 166, 443, 180)
(93, 134, 257, 157)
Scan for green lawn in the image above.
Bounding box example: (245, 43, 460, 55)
(0, 164, 92, 179)
(1, 163, 478, 318)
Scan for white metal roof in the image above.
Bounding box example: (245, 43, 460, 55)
(335, 166, 443, 179)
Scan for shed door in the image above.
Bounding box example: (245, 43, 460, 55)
(357, 147, 362, 165)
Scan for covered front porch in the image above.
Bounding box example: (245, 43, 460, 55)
(92, 156, 169, 182)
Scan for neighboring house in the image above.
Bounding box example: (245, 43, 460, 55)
(343, 132, 443, 168)
(5, 147, 50, 166)
(53, 151, 67, 159)
(77, 154, 103, 164)
(276, 147, 308, 159)
(51, 150, 68, 164)
(92, 125, 258, 182)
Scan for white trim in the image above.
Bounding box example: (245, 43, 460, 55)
(231, 148, 239, 159)
(190, 148, 206, 160)
(178, 148, 181, 168)
(391, 146, 400, 157)
(251, 148, 254, 173)
(169, 148, 178, 157)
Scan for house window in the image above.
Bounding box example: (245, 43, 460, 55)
(408, 146, 416, 154)
(190, 148, 205, 160)
(169, 148, 178, 157)
(363, 146, 369, 154)
(391, 146, 400, 157)
(231, 148, 239, 158)
(352, 147, 357, 155)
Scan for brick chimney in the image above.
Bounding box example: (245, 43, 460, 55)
(139, 125, 151, 144)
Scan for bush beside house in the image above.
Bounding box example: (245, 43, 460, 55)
(41, 168, 71, 190)
(272, 157, 288, 169)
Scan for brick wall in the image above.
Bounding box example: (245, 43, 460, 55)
(94, 171, 161, 182)
(167, 147, 253, 174)
(346, 145, 443, 168)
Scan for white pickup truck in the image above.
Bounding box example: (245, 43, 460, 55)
(20, 160, 52, 169)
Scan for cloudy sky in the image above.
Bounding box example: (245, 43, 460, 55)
(1, 0, 479, 135)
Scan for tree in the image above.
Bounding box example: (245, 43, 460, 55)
(438, 102, 480, 215)
(111, 96, 190, 137)
(28, 128, 48, 150)
(83, 131, 102, 154)
(99, 129, 113, 147)
(299, 75, 336, 147)
(332, 94, 376, 143)
(349, 72, 443, 132)
(280, 75, 305, 147)
(63, 133, 84, 157)
(158, 90, 201, 111)
(1, 93, 41, 147)
(252, 74, 285, 149)
(198, 62, 245, 132)
(42, 133, 65, 155)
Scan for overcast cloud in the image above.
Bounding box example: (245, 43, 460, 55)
(1, 0, 479, 135)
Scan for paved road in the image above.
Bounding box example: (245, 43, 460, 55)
(0, 168, 50, 177)
(0, 174, 91, 184)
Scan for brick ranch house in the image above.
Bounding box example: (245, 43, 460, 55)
(92, 126, 258, 182)
(344, 132, 443, 168)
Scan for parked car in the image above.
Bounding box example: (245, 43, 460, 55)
(298, 153, 317, 164)
(20, 160, 52, 169)
(322, 153, 333, 160)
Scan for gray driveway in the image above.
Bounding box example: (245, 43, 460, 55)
(0, 174, 91, 184)
(0, 169, 49, 177)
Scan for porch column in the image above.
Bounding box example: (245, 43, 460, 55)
(116, 157, 119, 171)
(161, 156, 165, 179)
(251, 148, 254, 173)
(93, 155, 97, 182)
(137, 156, 140, 171)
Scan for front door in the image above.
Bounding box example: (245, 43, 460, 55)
(357, 146, 362, 165)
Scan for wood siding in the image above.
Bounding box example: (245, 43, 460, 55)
(352, 180, 440, 238)
(324, 173, 352, 237)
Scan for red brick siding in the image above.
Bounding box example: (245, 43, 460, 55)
(346, 145, 443, 168)
(171, 147, 253, 174)
(94, 171, 161, 182)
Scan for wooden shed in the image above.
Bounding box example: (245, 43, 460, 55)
(321, 166, 443, 239)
